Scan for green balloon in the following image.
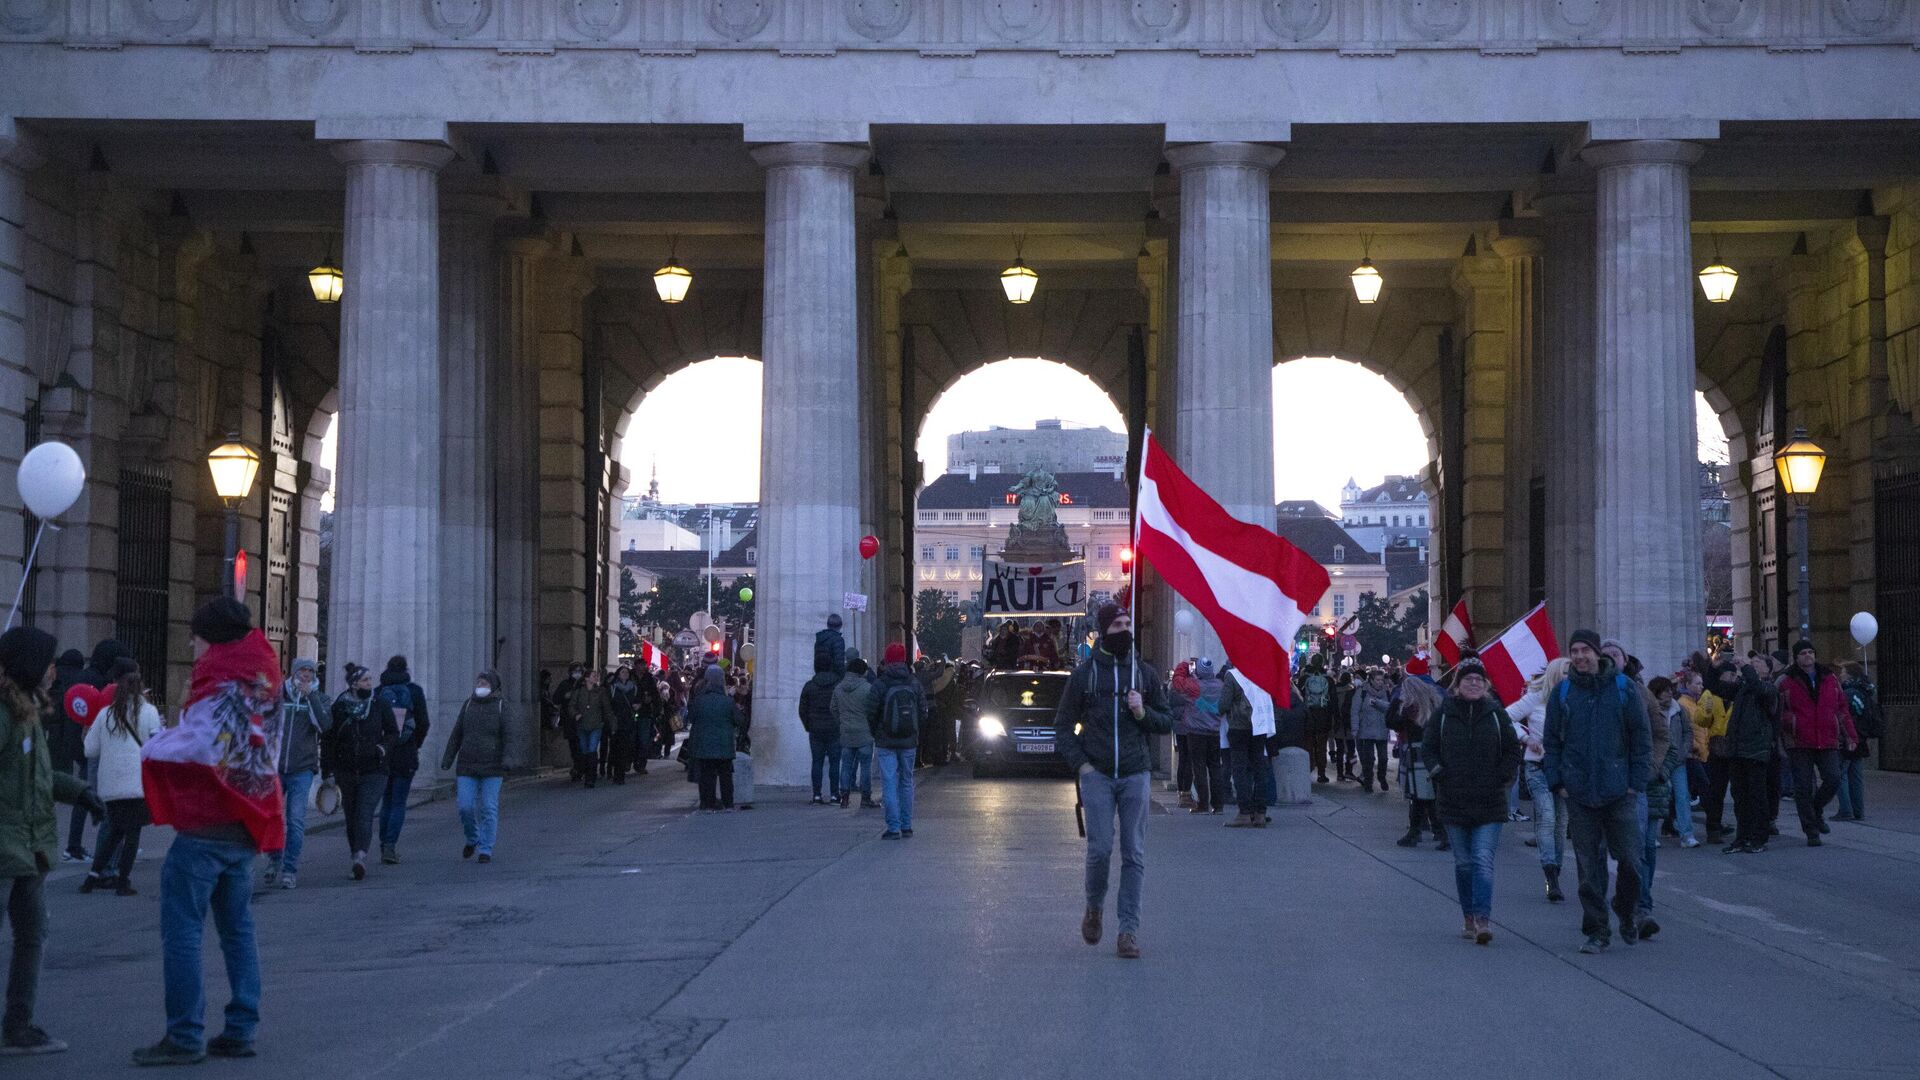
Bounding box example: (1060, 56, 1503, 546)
(738, 587, 753, 602)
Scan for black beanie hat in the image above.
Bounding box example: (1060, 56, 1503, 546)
(1451, 650, 1489, 683)
(1095, 602, 1123, 635)
(0, 626, 59, 691)
(1792, 639, 1816, 658)
(190, 597, 253, 645)
(1569, 628, 1603, 655)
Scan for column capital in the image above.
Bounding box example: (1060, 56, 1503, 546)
(750, 142, 870, 172)
(1580, 139, 1705, 170)
(0, 116, 47, 172)
(330, 139, 457, 171)
(1165, 142, 1286, 174)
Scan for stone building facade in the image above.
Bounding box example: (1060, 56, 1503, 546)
(5, 7, 1920, 777)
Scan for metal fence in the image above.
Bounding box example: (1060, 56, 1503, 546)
(1874, 472, 1920, 772)
(114, 466, 173, 704)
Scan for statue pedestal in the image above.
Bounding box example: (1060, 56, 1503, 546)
(1000, 524, 1074, 563)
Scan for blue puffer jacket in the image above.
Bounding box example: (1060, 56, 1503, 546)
(1541, 659, 1652, 808)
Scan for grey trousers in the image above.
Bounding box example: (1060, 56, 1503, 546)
(1080, 770, 1151, 935)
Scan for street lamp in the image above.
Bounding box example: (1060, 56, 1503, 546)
(1773, 426, 1826, 641)
(1000, 236, 1038, 304)
(307, 238, 344, 304)
(1350, 236, 1382, 304)
(1697, 234, 1738, 304)
(207, 436, 261, 600)
(653, 236, 692, 304)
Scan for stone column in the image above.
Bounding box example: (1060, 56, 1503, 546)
(431, 197, 499, 778)
(0, 120, 44, 611)
(1583, 139, 1705, 673)
(328, 139, 454, 714)
(749, 141, 868, 788)
(496, 238, 547, 768)
(1537, 186, 1600, 641)
(1165, 142, 1283, 662)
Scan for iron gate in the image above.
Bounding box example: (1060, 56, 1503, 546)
(115, 466, 172, 703)
(1874, 472, 1920, 772)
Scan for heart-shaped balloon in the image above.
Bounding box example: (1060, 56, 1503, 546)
(63, 684, 114, 726)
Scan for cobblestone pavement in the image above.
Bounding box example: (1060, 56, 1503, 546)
(23, 761, 1920, 1079)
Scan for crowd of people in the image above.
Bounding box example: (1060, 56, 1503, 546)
(1139, 628, 1885, 955)
(0, 588, 1890, 1059)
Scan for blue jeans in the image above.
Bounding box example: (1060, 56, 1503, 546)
(379, 773, 414, 849)
(1668, 762, 1695, 841)
(1835, 756, 1866, 819)
(160, 835, 261, 1051)
(1637, 791, 1658, 915)
(1523, 763, 1568, 868)
(809, 732, 841, 799)
(874, 747, 916, 832)
(456, 776, 503, 856)
(275, 771, 313, 875)
(838, 745, 872, 800)
(575, 729, 602, 756)
(1079, 769, 1151, 935)
(1444, 822, 1501, 918)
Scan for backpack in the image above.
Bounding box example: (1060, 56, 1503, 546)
(879, 682, 922, 741)
(1302, 673, 1331, 709)
(1846, 682, 1884, 740)
(377, 683, 415, 745)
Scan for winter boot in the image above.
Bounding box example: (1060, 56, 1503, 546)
(1395, 829, 1421, 848)
(1544, 865, 1565, 903)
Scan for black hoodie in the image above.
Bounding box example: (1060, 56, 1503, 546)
(47, 649, 89, 771)
(82, 639, 130, 690)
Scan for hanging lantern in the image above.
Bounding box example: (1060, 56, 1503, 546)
(1697, 233, 1738, 304)
(1773, 427, 1826, 503)
(308, 237, 343, 304)
(1000, 236, 1037, 304)
(1349, 234, 1382, 304)
(1349, 259, 1383, 304)
(654, 236, 692, 304)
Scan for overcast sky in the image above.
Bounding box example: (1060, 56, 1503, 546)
(324, 356, 1727, 512)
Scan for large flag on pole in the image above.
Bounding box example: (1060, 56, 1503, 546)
(1479, 602, 1561, 707)
(1435, 596, 1474, 665)
(1133, 429, 1330, 707)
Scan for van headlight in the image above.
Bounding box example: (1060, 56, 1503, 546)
(979, 715, 1006, 738)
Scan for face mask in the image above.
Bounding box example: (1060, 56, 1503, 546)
(353, 686, 371, 699)
(474, 686, 492, 698)
(1102, 630, 1132, 657)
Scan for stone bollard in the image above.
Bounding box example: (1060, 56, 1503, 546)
(1274, 747, 1314, 806)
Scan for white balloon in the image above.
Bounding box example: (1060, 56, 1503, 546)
(1850, 611, 1878, 647)
(17, 441, 85, 519)
(1173, 609, 1196, 634)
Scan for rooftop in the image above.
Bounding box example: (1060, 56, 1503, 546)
(1275, 517, 1380, 566)
(918, 470, 1131, 511)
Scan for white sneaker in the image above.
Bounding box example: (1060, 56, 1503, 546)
(1680, 837, 1700, 849)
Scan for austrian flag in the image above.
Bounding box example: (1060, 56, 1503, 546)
(1134, 429, 1330, 707)
(1479, 603, 1562, 707)
(1435, 597, 1475, 665)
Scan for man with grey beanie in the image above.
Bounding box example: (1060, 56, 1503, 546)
(266, 658, 328, 890)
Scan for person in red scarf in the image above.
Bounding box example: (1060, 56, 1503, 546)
(133, 598, 283, 1066)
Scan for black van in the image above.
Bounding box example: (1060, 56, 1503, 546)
(968, 670, 1074, 777)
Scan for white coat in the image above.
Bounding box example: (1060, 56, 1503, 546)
(83, 699, 161, 802)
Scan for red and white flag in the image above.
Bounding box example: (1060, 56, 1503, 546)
(1134, 429, 1330, 707)
(639, 641, 668, 673)
(141, 629, 287, 853)
(1435, 597, 1475, 665)
(1479, 603, 1561, 707)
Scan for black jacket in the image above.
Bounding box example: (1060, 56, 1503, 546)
(1724, 667, 1779, 762)
(377, 670, 431, 777)
(325, 690, 399, 777)
(47, 650, 88, 772)
(1053, 648, 1174, 779)
(864, 663, 925, 750)
(798, 669, 840, 736)
(1423, 694, 1523, 827)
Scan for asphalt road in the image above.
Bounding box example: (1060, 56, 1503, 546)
(22, 760, 1920, 1079)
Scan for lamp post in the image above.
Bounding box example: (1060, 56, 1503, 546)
(1773, 426, 1826, 643)
(207, 436, 262, 600)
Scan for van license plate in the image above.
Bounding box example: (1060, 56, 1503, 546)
(1017, 742, 1054, 754)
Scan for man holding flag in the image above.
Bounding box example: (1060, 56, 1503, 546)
(1056, 603, 1173, 960)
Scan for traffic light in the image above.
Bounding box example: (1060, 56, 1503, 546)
(1119, 546, 1134, 569)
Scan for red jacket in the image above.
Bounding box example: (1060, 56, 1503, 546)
(1778, 665, 1857, 751)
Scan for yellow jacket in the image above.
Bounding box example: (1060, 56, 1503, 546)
(1682, 691, 1729, 759)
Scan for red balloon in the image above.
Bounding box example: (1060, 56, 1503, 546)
(64, 684, 113, 727)
(858, 535, 880, 560)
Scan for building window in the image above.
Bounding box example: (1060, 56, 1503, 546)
(968, 545, 984, 559)
(1334, 594, 1346, 617)
(1332, 544, 1345, 564)
(1391, 515, 1400, 527)
(747, 548, 757, 564)
(945, 546, 959, 561)
(1096, 544, 1112, 560)
(919, 545, 934, 561)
